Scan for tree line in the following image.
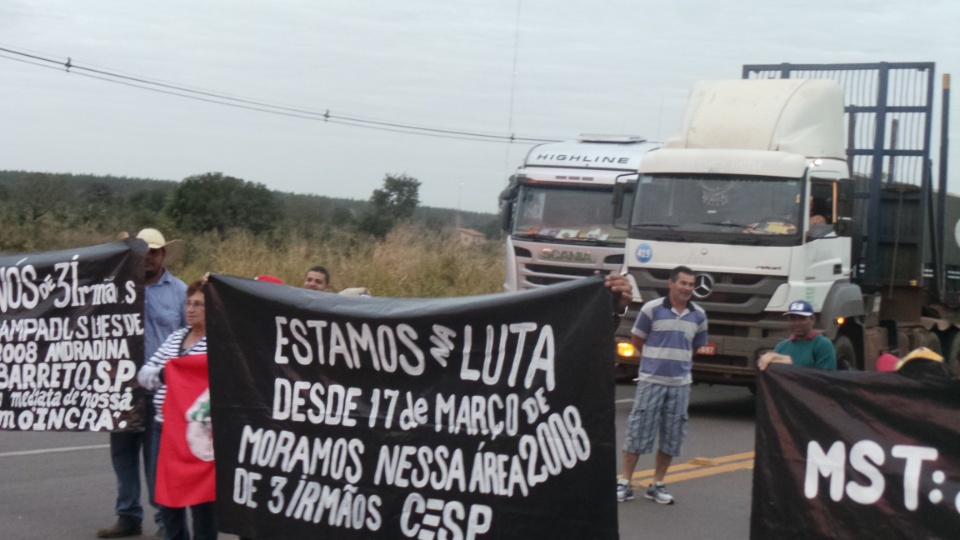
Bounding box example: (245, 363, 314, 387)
(0, 170, 500, 254)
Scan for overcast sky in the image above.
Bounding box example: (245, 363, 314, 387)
(1, 0, 958, 213)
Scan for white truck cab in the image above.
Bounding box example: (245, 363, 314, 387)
(500, 134, 658, 291)
(620, 80, 862, 384)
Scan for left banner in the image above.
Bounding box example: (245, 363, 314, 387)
(0, 239, 146, 432)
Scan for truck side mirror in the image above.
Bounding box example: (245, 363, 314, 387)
(500, 201, 514, 232)
(613, 173, 638, 230)
(613, 188, 635, 230)
(834, 216, 852, 236)
(831, 180, 857, 237)
(837, 179, 855, 218)
(498, 182, 519, 232)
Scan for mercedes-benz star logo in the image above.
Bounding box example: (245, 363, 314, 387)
(693, 273, 714, 299)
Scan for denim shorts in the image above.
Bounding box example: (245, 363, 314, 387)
(623, 380, 690, 457)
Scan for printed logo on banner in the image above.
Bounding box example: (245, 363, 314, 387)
(186, 388, 214, 462)
(208, 275, 619, 540)
(0, 240, 147, 432)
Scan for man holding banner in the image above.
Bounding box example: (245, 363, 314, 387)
(100, 229, 186, 539)
(618, 265, 708, 505)
(757, 300, 836, 372)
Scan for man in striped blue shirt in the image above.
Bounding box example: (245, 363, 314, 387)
(617, 265, 708, 505)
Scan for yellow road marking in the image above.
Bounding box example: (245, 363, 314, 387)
(619, 452, 755, 487)
(645, 460, 754, 485)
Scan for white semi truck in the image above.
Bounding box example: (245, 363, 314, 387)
(614, 62, 959, 385)
(499, 135, 658, 291)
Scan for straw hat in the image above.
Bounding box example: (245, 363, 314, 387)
(894, 347, 953, 381)
(136, 228, 183, 263)
(894, 347, 943, 371)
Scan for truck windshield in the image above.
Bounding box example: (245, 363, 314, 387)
(631, 174, 803, 239)
(513, 184, 625, 244)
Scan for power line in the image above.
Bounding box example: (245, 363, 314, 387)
(0, 53, 513, 144)
(0, 45, 562, 144)
(0, 41, 315, 114)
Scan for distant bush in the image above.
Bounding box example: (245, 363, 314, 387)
(167, 172, 280, 236)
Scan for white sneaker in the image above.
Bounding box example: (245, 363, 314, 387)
(645, 481, 675, 505)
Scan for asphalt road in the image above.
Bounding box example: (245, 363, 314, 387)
(614, 382, 757, 539)
(0, 431, 236, 540)
(0, 384, 756, 540)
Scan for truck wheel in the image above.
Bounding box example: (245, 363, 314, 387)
(834, 335, 857, 370)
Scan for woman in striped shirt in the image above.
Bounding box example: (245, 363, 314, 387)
(138, 280, 214, 540)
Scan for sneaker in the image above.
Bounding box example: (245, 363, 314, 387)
(645, 481, 675, 505)
(97, 516, 142, 538)
(616, 479, 634, 502)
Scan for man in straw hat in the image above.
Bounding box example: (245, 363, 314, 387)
(99, 228, 187, 538)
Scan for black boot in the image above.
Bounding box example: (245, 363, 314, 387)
(97, 516, 142, 538)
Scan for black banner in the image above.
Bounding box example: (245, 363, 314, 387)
(752, 366, 960, 539)
(206, 275, 618, 540)
(0, 239, 146, 431)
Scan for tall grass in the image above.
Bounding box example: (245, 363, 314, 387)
(336, 226, 504, 298)
(1, 222, 505, 299)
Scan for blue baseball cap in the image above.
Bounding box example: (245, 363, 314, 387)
(784, 300, 814, 317)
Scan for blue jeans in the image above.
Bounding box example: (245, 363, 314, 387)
(110, 397, 161, 525)
(150, 422, 218, 540)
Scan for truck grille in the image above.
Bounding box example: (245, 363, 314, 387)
(512, 242, 625, 289)
(634, 269, 787, 315)
(523, 264, 602, 286)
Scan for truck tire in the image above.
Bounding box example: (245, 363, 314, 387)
(834, 335, 858, 370)
(897, 329, 911, 356)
